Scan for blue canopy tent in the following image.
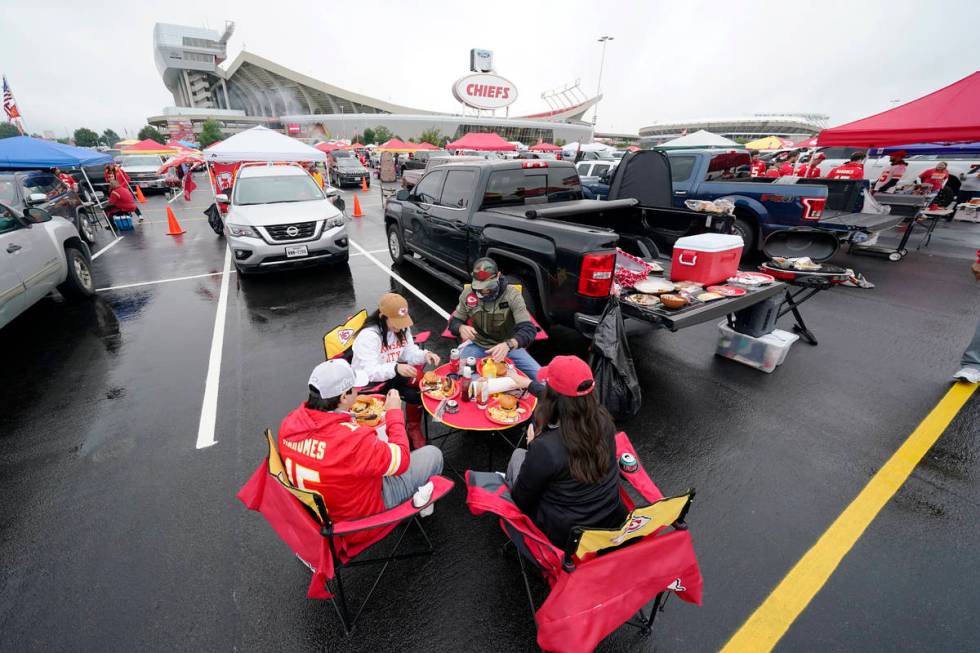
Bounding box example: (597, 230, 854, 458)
(872, 142, 980, 157)
(0, 136, 115, 233)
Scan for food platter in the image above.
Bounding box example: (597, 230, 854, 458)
(350, 394, 386, 426)
(632, 278, 675, 294)
(421, 372, 460, 400)
(706, 285, 748, 297)
(727, 272, 775, 286)
(485, 395, 532, 426)
(624, 293, 660, 307)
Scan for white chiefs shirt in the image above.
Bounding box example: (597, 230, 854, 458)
(351, 326, 427, 383)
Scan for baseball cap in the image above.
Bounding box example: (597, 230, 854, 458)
(537, 355, 595, 397)
(308, 359, 368, 399)
(379, 293, 413, 329)
(471, 258, 499, 291)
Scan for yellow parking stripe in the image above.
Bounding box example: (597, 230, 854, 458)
(721, 382, 977, 653)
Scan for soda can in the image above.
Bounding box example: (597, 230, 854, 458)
(449, 348, 461, 373)
(465, 356, 477, 369)
(618, 452, 638, 473)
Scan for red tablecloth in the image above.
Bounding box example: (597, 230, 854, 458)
(421, 364, 536, 432)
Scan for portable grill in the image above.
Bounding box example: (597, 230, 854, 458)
(760, 228, 849, 345)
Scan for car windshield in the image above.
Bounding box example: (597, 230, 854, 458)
(337, 159, 361, 168)
(332, 150, 353, 158)
(0, 179, 17, 204)
(234, 174, 324, 205)
(117, 155, 164, 167)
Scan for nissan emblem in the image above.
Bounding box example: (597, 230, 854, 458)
(286, 225, 299, 237)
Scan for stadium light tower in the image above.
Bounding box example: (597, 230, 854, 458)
(593, 35, 614, 127)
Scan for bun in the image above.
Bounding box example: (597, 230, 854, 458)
(422, 371, 439, 386)
(497, 394, 518, 411)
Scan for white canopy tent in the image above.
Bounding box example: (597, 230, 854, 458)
(204, 126, 326, 162)
(657, 130, 740, 149)
(561, 142, 615, 155)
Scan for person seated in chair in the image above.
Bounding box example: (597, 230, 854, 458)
(278, 360, 443, 546)
(351, 293, 440, 450)
(448, 257, 541, 380)
(504, 356, 628, 548)
(104, 180, 141, 221)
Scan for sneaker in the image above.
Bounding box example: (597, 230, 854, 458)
(412, 481, 435, 516)
(953, 367, 980, 383)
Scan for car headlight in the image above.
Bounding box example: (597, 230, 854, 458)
(226, 223, 261, 238)
(325, 216, 345, 229)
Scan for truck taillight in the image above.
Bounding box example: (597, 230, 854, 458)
(521, 160, 548, 168)
(578, 252, 616, 297)
(801, 198, 826, 221)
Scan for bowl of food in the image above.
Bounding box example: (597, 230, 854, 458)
(658, 293, 690, 310)
(486, 394, 527, 425)
(350, 394, 385, 426)
(421, 371, 458, 400)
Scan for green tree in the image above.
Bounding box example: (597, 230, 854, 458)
(373, 126, 394, 144)
(198, 118, 224, 148)
(137, 125, 166, 144)
(554, 138, 567, 147)
(74, 127, 99, 147)
(0, 123, 21, 139)
(56, 137, 70, 144)
(362, 127, 375, 145)
(418, 128, 442, 147)
(100, 128, 121, 147)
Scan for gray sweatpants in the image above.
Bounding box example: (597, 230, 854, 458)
(962, 317, 980, 370)
(381, 445, 444, 509)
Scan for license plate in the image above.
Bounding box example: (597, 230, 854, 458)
(285, 245, 309, 258)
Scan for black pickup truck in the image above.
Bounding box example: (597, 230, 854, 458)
(384, 158, 783, 335)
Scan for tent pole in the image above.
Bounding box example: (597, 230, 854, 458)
(80, 167, 117, 237)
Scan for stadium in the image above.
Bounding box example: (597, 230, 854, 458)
(638, 114, 828, 146)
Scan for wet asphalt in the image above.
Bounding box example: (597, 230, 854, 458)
(1, 177, 979, 653)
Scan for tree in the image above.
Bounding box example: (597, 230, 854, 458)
(100, 129, 121, 147)
(373, 126, 394, 144)
(198, 118, 224, 148)
(74, 127, 99, 147)
(56, 137, 70, 144)
(137, 125, 166, 144)
(418, 128, 445, 147)
(362, 127, 376, 145)
(554, 138, 567, 147)
(0, 123, 21, 139)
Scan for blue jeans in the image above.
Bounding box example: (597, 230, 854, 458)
(460, 343, 541, 381)
(962, 317, 980, 370)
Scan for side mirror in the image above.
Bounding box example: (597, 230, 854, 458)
(23, 207, 52, 224)
(28, 193, 47, 204)
(395, 189, 410, 201)
(215, 193, 229, 203)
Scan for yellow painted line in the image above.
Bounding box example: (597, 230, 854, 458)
(721, 382, 978, 653)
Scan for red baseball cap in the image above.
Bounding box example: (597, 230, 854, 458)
(537, 355, 595, 397)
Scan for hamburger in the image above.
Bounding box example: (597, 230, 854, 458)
(497, 394, 518, 411)
(481, 357, 508, 377)
(488, 393, 521, 423)
(350, 395, 383, 426)
(421, 371, 441, 392)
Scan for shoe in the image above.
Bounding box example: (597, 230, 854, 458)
(404, 404, 427, 450)
(413, 481, 435, 517)
(953, 367, 980, 383)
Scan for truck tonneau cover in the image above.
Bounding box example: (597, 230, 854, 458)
(523, 198, 638, 219)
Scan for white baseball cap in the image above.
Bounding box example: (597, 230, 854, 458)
(308, 360, 368, 398)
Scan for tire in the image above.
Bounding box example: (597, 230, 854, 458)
(76, 210, 97, 244)
(57, 246, 95, 299)
(387, 224, 407, 264)
(733, 216, 757, 254)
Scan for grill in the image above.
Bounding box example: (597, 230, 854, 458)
(265, 221, 317, 242)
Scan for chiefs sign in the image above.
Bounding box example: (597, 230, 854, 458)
(453, 73, 518, 111)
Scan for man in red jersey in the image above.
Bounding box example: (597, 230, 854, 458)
(827, 152, 867, 180)
(749, 150, 767, 177)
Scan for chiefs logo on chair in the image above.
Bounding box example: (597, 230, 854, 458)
(611, 515, 652, 545)
(337, 328, 355, 345)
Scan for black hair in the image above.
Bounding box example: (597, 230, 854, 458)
(363, 308, 407, 346)
(850, 152, 866, 162)
(307, 385, 342, 412)
(533, 385, 614, 484)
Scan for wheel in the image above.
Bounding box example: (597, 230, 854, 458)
(57, 245, 95, 299)
(732, 216, 756, 253)
(76, 210, 97, 244)
(387, 224, 407, 264)
(888, 252, 902, 261)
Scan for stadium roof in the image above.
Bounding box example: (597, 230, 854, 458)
(640, 115, 826, 138)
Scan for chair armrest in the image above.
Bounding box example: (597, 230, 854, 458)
(329, 476, 454, 536)
(414, 330, 431, 345)
(615, 432, 664, 504)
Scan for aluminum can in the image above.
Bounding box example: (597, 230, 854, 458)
(618, 452, 638, 473)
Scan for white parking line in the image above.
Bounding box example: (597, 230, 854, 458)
(348, 238, 451, 320)
(91, 236, 123, 259)
(96, 270, 227, 292)
(196, 247, 232, 450)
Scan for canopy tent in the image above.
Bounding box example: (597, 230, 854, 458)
(415, 142, 440, 150)
(177, 139, 200, 149)
(793, 135, 819, 148)
(166, 140, 201, 154)
(118, 139, 179, 155)
(0, 136, 112, 168)
(529, 141, 562, 152)
(657, 130, 740, 150)
(349, 142, 366, 149)
(743, 135, 795, 151)
(817, 71, 980, 147)
(204, 126, 325, 162)
(561, 141, 614, 154)
(314, 142, 348, 153)
(113, 139, 138, 148)
(376, 138, 420, 153)
(872, 141, 980, 157)
(446, 132, 516, 151)
(158, 152, 204, 174)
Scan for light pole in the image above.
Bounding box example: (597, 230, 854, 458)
(593, 35, 614, 127)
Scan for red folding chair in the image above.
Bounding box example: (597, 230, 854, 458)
(465, 432, 702, 653)
(238, 430, 454, 634)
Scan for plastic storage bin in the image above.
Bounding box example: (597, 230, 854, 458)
(670, 233, 743, 285)
(113, 215, 135, 231)
(716, 322, 799, 373)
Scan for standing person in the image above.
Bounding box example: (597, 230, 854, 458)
(778, 154, 798, 177)
(503, 356, 628, 547)
(795, 152, 825, 178)
(874, 151, 909, 192)
(826, 152, 867, 180)
(952, 252, 980, 383)
(182, 166, 197, 201)
(52, 168, 78, 192)
(278, 360, 444, 549)
(749, 150, 767, 178)
(351, 293, 440, 450)
(310, 164, 324, 190)
(448, 257, 541, 380)
(917, 161, 950, 192)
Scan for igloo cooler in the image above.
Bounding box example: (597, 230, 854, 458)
(670, 233, 744, 285)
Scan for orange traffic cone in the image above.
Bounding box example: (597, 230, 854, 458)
(135, 186, 147, 204)
(352, 193, 364, 218)
(361, 176, 368, 192)
(165, 206, 186, 235)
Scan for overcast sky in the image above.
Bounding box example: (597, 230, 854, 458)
(4, 0, 979, 138)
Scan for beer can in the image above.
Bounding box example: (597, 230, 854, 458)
(465, 356, 477, 369)
(618, 452, 638, 473)
(449, 348, 461, 372)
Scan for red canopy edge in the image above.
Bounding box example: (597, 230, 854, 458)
(529, 142, 562, 152)
(446, 132, 516, 151)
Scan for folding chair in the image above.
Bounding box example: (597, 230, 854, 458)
(237, 430, 454, 634)
(440, 284, 549, 342)
(465, 432, 702, 653)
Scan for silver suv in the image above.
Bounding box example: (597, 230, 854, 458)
(0, 202, 94, 329)
(219, 164, 349, 274)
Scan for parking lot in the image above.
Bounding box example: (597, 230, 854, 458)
(2, 179, 979, 652)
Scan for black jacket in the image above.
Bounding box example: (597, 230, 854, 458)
(510, 427, 627, 549)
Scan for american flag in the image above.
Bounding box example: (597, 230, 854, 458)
(3, 76, 22, 120)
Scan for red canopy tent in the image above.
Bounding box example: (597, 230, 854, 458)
(415, 142, 440, 150)
(529, 141, 562, 152)
(794, 136, 819, 148)
(817, 71, 980, 147)
(626, 145, 641, 152)
(119, 139, 178, 155)
(446, 132, 516, 151)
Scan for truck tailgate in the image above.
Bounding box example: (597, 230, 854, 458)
(819, 210, 905, 232)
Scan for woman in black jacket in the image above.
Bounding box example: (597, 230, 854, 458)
(505, 355, 628, 549)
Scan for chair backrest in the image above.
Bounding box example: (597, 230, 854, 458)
(567, 491, 694, 561)
(264, 429, 330, 524)
(323, 309, 369, 360)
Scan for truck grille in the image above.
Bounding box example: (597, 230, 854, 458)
(265, 221, 317, 241)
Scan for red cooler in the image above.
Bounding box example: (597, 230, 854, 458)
(670, 233, 744, 285)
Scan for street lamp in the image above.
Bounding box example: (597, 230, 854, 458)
(593, 35, 614, 127)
